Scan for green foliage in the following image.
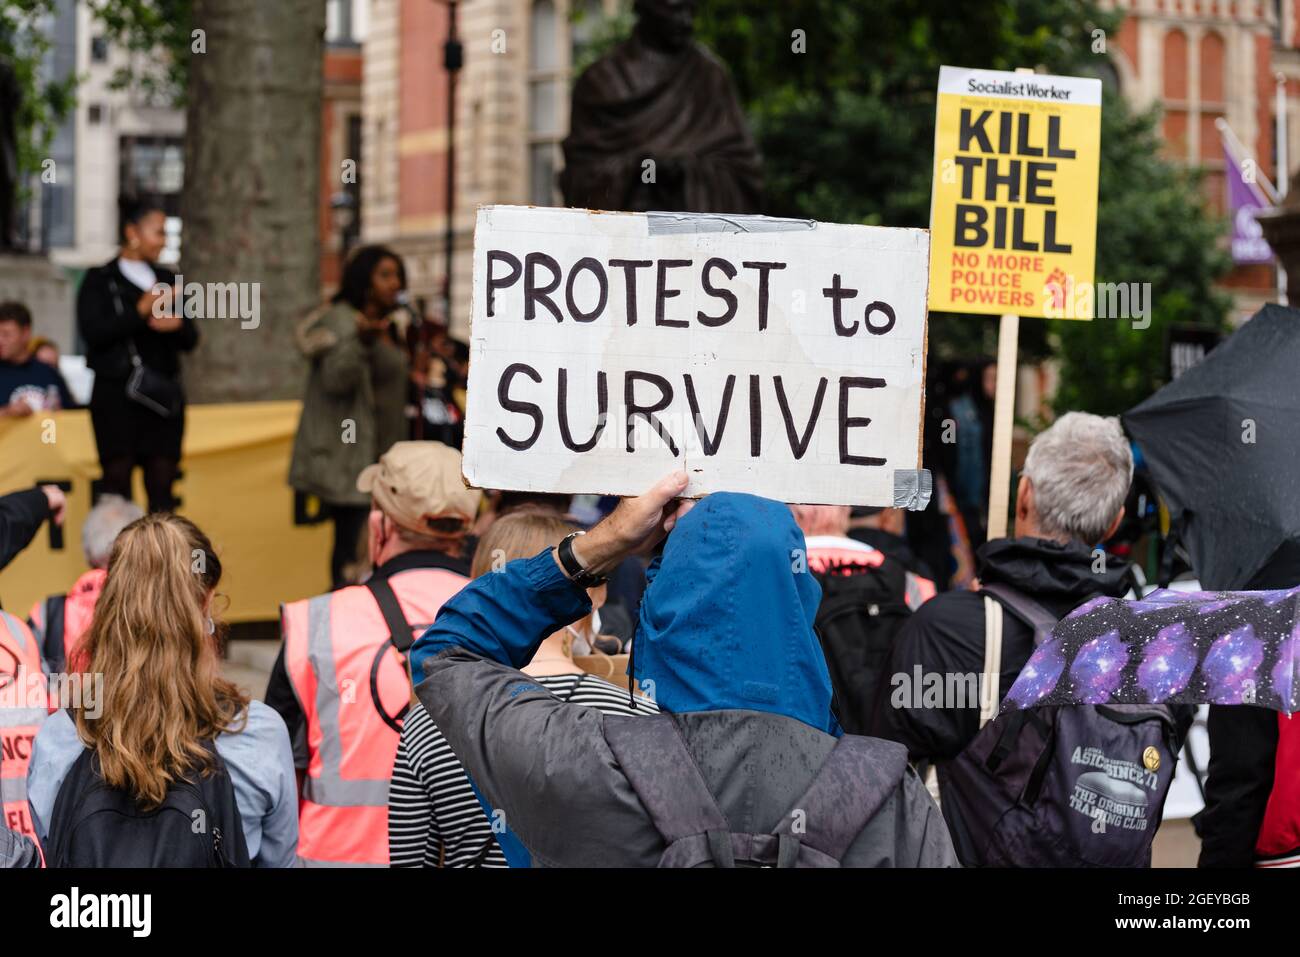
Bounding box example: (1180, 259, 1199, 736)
(2, 0, 191, 188)
(683, 0, 1231, 413)
(571, 3, 634, 78)
(87, 0, 192, 104)
(1, 0, 77, 185)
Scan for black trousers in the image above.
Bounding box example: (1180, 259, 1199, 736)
(90, 376, 185, 513)
(331, 504, 369, 590)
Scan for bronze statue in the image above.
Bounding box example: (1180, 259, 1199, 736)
(560, 0, 762, 214)
(0, 55, 20, 250)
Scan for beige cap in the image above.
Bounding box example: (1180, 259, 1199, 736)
(357, 441, 481, 536)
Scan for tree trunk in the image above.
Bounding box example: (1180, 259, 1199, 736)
(181, 0, 325, 402)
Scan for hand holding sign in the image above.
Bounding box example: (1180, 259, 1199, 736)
(559, 470, 693, 579)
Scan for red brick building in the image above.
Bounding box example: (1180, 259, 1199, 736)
(1106, 0, 1300, 319)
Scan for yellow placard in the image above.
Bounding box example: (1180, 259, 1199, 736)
(0, 402, 331, 623)
(929, 66, 1101, 319)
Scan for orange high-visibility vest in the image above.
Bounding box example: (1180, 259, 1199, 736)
(0, 611, 50, 840)
(281, 564, 468, 866)
(29, 568, 106, 673)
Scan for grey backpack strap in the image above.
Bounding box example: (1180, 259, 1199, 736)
(979, 582, 1061, 645)
(604, 714, 732, 862)
(772, 735, 908, 865)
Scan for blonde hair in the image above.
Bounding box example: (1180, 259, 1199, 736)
(470, 509, 577, 579)
(75, 513, 249, 809)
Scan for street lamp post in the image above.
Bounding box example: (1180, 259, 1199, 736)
(434, 0, 464, 324)
(329, 190, 357, 267)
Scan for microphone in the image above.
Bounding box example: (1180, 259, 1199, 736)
(395, 291, 423, 330)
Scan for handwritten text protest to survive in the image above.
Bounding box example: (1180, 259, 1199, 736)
(463, 206, 931, 506)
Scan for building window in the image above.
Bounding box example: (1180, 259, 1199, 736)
(327, 0, 365, 45)
(87, 104, 103, 124)
(1199, 32, 1225, 106)
(528, 0, 610, 207)
(1198, 32, 1228, 210)
(528, 0, 563, 206)
(343, 113, 363, 252)
(90, 36, 109, 63)
(119, 136, 185, 214)
(1161, 29, 1190, 160)
(1162, 28, 1188, 101)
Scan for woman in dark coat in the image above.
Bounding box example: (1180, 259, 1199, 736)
(75, 196, 198, 512)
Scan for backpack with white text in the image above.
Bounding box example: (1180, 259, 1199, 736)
(938, 583, 1180, 867)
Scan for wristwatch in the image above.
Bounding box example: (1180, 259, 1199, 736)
(556, 531, 608, 588)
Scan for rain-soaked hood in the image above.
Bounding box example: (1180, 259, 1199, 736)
(631, 492, 838, 734)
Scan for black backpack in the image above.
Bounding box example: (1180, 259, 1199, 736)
(47, 742, 251, 868)
(937, 583, 1180, 867)
(812, 554, 912, 735)
(604, 714, 907, 867)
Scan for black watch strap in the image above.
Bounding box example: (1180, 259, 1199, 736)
(557, 531, 606, 587)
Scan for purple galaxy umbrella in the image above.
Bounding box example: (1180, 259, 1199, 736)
(1067, 630, 1128, 704)
(1136, 623, 1197, 701)
(1003, 589, 1300, 714)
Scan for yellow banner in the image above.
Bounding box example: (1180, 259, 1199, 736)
(929, 66, 1101, 319)
(0, 402, 331, 623)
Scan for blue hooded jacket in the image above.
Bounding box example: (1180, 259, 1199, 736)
(633, 492, 838, 733)
(409, 492, 838, 734)
(406, 492, 842, 866)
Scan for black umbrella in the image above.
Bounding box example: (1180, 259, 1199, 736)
(1124, 304, 1300, 591)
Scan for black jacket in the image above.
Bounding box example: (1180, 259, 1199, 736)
(0, 487, 51, 574)
(870, 537, 1133, 761)
(1199, 704, 1278, 867)
(76, 260, 198, 379)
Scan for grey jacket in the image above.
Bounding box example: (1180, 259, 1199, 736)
(0, 824, 39, 868)
(417, 648, 958, 867)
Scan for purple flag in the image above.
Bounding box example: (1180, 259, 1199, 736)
(1225, 140, 1274, 264)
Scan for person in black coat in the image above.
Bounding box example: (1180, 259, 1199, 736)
(871, 413, 1135, 760)
(0, 485, 64, 568)
(75, 197, 197, 512)
(0, 484, 65, 613)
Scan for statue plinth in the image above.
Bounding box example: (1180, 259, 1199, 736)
(0, 254, 76, 352)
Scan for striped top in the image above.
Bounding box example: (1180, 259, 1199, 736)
(388, 672, 657, 868)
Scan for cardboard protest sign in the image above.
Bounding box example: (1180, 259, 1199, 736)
(929, 66, 1101, 319)
(462, 206, 931, 506)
